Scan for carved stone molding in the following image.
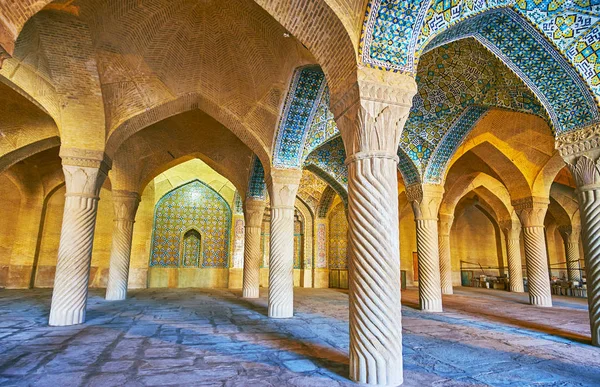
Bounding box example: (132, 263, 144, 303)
(438, 213, 454, 236)
(266, 168, 302, 208)
(513, 197, 550, 228)
(244, 198, 266, 228)
(568, 155, 600, 189)
(60, 148, 112, 173)
(407, 183, 444, 221)
(499, 219, 522, 240)
(330, 67, 417, 157)
(112, 191, 140, 222)
(556, 123, 600, 159)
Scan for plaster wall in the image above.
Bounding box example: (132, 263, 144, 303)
(0, 175, 21, 286)
(451, 205, 506, 285)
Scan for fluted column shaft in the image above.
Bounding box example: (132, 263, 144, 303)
(500, 220, 524, 293)
(578, 187, 600, 345)
(242, 198, 266, 298)
(438, 214, 453, 295)
(557, 125, 600, 346)
(49, 149, 109, 326)
(514, 198, 552, 307)
(332, 68, 417, 386)
(105, 191, 140, 301)
(266, 169, 301, 318)
(408, 184, 444, 312)
(558, 226, 582, 283)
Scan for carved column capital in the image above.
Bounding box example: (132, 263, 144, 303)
(512, 197, 549, 228)
(438, 213, 454, 236)
(266, 168, 302, 209)
(556, 124, 600, 189)
(112, 190, 140, 222)
(558, 225, 581, 244)
(244, 197, 266, 228)
(499, 219, 522, 239)
(330, 67, 417, 157)
(60, 148, 111, 198)
(407, 183, 444, 221)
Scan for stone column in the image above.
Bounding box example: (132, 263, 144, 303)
(49, 149, 109, 326)
(556, 125, 600, 345)
(514, 197, 552, 307)
(408, 184, 445, 312)
(438, 213, 454, 295)
(331, 68, 417, 386)
(105, 191, 140, 301)
(242, 197, 266, 298)
(558, 225, 582, 283)
(266, 169, 301, 318)
(499, 220, 525, 292)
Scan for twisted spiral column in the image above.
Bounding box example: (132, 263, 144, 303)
(558, 226, 582, 283)
(438, 214, 453, 295)
(578, 187, 600, 345)
(566, 242, 582, 283)
(266, 169, 301, 318)
(49, 154, 108, 326)
(267, 206, 295, 317)
(242, 198, 266, 299)
(105, 192, 140, 301)
(347, 155, 403, 386)
(522, 227, 552, 306)
(416, 220, 443, 311)
(500, 221, 524, 293)
(408, 184, 444, 313)
(514, 198, 552, 307)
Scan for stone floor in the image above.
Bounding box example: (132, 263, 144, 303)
(0, 287, 599, 387)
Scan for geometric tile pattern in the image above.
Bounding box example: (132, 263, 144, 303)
(274, 66, 328, 168)
(247, 156, 267, 199)
(294, 218, 303, 270)
(424, 9, 598, 134)
(181, 230, 202, 267)
(424, 105, 489, 183)
(328, 202, 348, 270)
(318, 186, 337, 218)
(297, 169, 329, 213)
(149, 180, 231, 268)
(402, 37, 546, 179)
(304, 136, 348, 190)
(362, 1, 600, 126)
(302, 85, 339, 160)
(233, 190, 244, 214)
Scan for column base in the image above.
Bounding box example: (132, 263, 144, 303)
(441, 286, 453, 295)
(242, 288, 259, 299)
(49, 308, 86, 326)
(350, 351, 403, 386)
(105, 289, 127, 301)
(268, 303, 293, 318)
(420, 298, 443, 313)
(529, 294, 552, 307)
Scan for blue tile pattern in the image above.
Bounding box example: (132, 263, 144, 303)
(302, 85, 339, 159)
(401, 37, 546, 181)
(361, 1, 600, 127)
(247, 156, 267, 199)
(233, 191, 243, 214)
(304, 137, 348, 191)
(149, 180, 231, 268)
(274, 66, 328, 168)
(424, 9, 598, 133)
(424, 105, 489, 183)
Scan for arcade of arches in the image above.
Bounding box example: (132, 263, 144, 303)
(1, 1, 600, 385)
